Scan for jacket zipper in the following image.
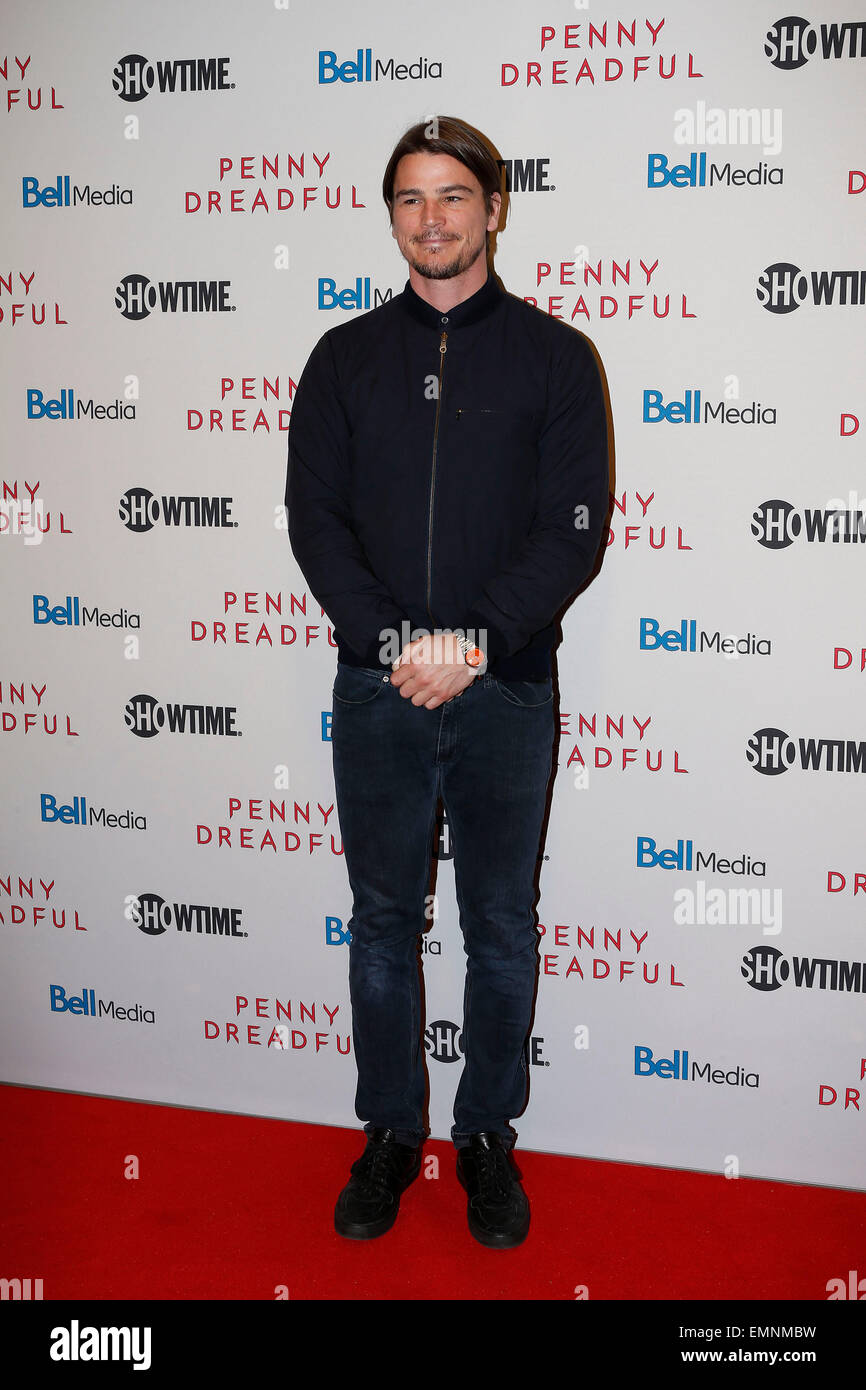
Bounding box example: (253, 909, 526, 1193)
(425, 330, 448, 621)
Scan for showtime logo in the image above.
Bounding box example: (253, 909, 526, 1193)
(112, 54, 233, 101)
(114, 275, 234, 320)
(742, 945, 866, 994)
(756, 263, 866, 312)
(127, 892, 244, 939)
(124, 694, 240, 739)
(764, 17, 866, 69)
(751, 498, 866, 547)
(119, 488, 235, 532)
(497, 157, 554, 192)
(747, 727, 866, 775)
(424, 1020, 546, 1065)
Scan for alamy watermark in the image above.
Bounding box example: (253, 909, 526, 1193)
(378, 622, 488, 671)
(674, 880, 782, 935)
(673, 102, 783, 157)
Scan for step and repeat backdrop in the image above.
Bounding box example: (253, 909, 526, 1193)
(2, 0, 864, 1191)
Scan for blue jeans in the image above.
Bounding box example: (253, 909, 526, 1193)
(330, 662, 555, 1149)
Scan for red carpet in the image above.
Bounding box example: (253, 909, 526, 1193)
(1, 1083, 863, 1301)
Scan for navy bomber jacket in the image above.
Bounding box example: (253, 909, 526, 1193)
(285, 270, 609, 680)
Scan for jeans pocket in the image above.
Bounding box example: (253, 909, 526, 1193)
(491, 678, 554, 709)
(332, 663, 389, 706)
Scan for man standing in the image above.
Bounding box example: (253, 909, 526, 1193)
(286, 117, 608, 1248)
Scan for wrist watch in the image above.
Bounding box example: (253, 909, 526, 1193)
(454, 632, 486, 668)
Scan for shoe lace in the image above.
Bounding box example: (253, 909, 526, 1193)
(473, 1145, 513, 1207)
(356, 1139, 405, 1197)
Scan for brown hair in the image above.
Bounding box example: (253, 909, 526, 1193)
(382, 115, 502, 219)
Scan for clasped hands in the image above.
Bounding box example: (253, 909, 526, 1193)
(390, 632, 479, 709)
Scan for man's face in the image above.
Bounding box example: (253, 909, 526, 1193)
(390, 152, 501, 281)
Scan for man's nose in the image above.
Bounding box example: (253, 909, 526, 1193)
(421, 201, 442, 224)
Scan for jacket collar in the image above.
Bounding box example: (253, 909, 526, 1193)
(399, 270, 503, 330)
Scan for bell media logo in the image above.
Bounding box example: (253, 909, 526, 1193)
(643, 388, 776, 426)
(764, 17, 866, 69)
(634, 1044, 758, 1087)
(647, 153, 781, 189)
(317, 48, 442, 84)
(22, 176, 132, 209)
(33, 594, 139, 630)
(50, 983, 155, 1023)
(639, 618, 770, 657)
(40, 793, 145, 831)
(112, 54, 233, 101)
(317, 276, 393, 311)
(27, 387, 135, 423)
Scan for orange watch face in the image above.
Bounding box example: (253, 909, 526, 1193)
(465, 647, 484, 668)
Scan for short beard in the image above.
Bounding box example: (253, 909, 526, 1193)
(408, 237, 486, 281)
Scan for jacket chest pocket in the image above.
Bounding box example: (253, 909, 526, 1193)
(454, 406, 540, 445)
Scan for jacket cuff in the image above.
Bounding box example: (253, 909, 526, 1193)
(347, 613, 416, 668)
(461, 610, 509, 665)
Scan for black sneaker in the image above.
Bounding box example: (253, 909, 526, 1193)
(456, 1132, 530, 1249)
(334, 1128, 423, 1239)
